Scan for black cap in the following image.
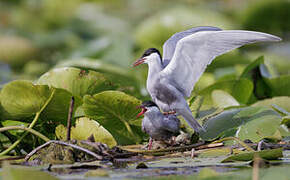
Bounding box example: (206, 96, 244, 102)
(141, 48, 161, 58)
(141, 100, 158, 108)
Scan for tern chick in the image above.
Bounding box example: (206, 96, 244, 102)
(137, 101, 180, 149)
(133, 26, 281, 133)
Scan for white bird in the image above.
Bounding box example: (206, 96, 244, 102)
(133, 26, 281, 133)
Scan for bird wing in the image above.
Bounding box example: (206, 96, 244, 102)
(160, 30, 281, 97)
(162, 26, 222, 67)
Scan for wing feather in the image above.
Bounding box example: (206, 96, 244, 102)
(161, 30, 281, 97)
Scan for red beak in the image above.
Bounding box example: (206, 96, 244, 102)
(136, 105, 147, 117)
(132, 57, 146, 67)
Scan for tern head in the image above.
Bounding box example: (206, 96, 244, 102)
(132, 48, 162, 67)
(136, 100, 159, 117)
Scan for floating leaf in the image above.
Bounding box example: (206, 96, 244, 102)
(237, 110, 282, 142)
(251, 96, 290, 113)
(264, 75, 290, 97)
(37, 67, 116, 97)
(198, 79, 253, 110)
(211, 90, 240, 108)
(0, 80, 81, 124)
(222, 148, 283, 162)
(55, 117, 117, 147)
(83, 91, 144, 145)
(0, 80, 51, 119)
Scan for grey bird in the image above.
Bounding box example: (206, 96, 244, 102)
(133, 26, 281, 133)
(137, 101, 180, 149)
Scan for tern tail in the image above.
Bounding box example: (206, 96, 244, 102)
(178, 108, 205, 133)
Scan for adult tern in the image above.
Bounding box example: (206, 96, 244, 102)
(137, 101, 180, 149)
(133, 26, 281, 133)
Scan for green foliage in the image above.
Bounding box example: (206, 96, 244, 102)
(83, 91, 144, 145)
(37, 67, 117, 97)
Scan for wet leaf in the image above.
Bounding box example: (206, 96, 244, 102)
(211, 90, 240, 108)
(83, 91, 144, 145)
(55, 117, 117, 147)
(37, 67, 116, 97)
(198, 168, 219, 179)
(222, 148, 283, 162)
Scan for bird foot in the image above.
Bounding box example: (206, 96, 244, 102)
(163, 111, 176, 115)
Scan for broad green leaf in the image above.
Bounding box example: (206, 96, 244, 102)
(55, 117, 117, 147)
(2, 163, 59, 180)
(281, 116, 290, 128)
(198, 79, 253, 110)
(83, 91, 144, 145)
(1, 120, 29, 135)
(240, 56, 264, 79)
(222, 148, 283, 162)
(251, 96, 290, 113)
(55, 59, 141, 96)
(0, 80, 81, 124)
(211, 90, 240, 108)
(237, 110, 282, 142)
(37, 67, 116, 97)
(200, 107, 281, 141)
(264, 75, 290, 97)
(0, 80, 51, 119)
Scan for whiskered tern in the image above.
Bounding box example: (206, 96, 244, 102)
(133, 26, 281, 133)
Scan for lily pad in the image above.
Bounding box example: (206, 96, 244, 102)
(198, 79, 253, 110)
(211, 90, 240, 108)
(200, 107, 281, 141)
(222, 148, 283, 162)
(83, 91, 144, 145)
(37, 67, 117, 97)
(251, 96, 290, 113)
(0, 80, 81, 124)
(55, 117, 117, 147)
(0, 80, 51, 119)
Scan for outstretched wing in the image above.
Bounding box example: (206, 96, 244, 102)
(161, 30, 281, 97)
(162, 26, 222, 67)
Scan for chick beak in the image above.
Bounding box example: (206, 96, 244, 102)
(136, 105, 146, 117)
(132, 57, 146, 67)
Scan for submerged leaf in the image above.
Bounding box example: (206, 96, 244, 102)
(222, 148, 283, 162)
(83, 91, 144, 145)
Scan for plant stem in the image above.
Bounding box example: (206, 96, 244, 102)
(0, 89, 55, 156)
(213, 137, 255, 152)
(66, 96, 74, 141)
(0, 126, 50, 142)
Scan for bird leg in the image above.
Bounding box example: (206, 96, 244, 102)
(163, 111, 176, 115)
(148, 138, 153, 150)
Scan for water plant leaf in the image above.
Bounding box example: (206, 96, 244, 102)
(55, 117, 117, 147)
(222, 148, 283, 162)
(198, 79, 253, 110)
(83, 91, 144, 145)
(251, 96, 290, 113)
(37, 67, 116, 97)
(211, 90, 240, 108)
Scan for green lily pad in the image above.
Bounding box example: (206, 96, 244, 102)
(55, 117, 117, 147)
(200, 107, 281, 141)
(237, 111, 282, 142)
(198, 79, 253, 110)
(55, 59, 141, 96)
(211, 90, 240, 108)
(222, 148, 283, 162)
(37, 67, 117, 97)
(264, 75, 290, 97)
(251, 96, 290, 113)
(0, 80, 81, 125)
(83, 91, 144, 145)
(0, 80, 51, 119)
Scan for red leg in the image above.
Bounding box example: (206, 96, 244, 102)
(148, 138, 153, 150)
